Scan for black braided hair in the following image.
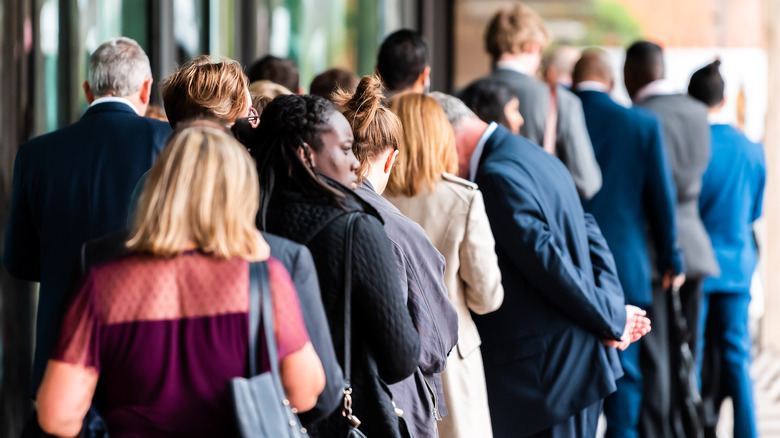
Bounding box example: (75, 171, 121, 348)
(250, 94, 345, 229)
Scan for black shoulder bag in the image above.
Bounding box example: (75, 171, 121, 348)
(341, 213, 368, 438)
(229, 262, 308, 437)
(341, 213, 413, 438)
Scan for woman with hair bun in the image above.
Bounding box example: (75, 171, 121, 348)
(252, 94, 421, 438)
(385, 93, 504, 438)
(333, 76, 458, 438)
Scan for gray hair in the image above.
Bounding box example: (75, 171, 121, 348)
(88, 37, 152, 97)
(428, 91, 478, 131)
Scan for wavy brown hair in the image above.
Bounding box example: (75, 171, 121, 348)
(332, 75, 403, 183)
(161, 55, 249, 128)
(386, 93, 458, 197)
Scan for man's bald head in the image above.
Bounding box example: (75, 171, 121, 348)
(623, 41, 665, 100)
(572, 48, 614, 90)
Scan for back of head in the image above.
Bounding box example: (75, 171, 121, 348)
(88, 37, 152, 97)
(542, 45, 582, 86)
(252, 94, 344, 227)
(485, 4, 552, 62)
(310, 68, 360, 101)
(161, 55, 249, 129)
(248, 80, 293, 100)
(429, 91, 479, 132)
(127, 126, 265, 259)
(387, 93, 458, 197)
(332, 75, 403, 182)
(572, 48, 613, 87)
(624, 40, 665, 97)
(376, 29, 429, 92)
(246, 55, 300, 94)
(688, 60, 724, 108)
(458, 77, 516, 128)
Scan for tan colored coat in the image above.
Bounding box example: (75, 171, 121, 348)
(385, 173, 504, 438)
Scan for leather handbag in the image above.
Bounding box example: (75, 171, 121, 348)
(229, 262, 308, 437)
(340, 213, 413, 438)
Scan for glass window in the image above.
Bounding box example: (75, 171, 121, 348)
(174, 0, 208, 63)
(37, 0, 59, 134)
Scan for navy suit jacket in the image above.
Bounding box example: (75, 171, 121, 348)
(576, 90, 683, 305)
(3, 102, 171, 390)
(472, 125, 626, 436)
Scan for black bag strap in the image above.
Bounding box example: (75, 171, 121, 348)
(248, 261, 277, 378)
(342, 213, 360, 387)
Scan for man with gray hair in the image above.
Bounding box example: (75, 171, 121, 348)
(4, 36, 171, 391)
(429, 92, 651, 437)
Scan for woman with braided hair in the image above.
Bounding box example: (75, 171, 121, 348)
(333, 75, 458, 438)
(251, 94, 421, 438)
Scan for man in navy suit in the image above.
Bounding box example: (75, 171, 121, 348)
(572, 49, 684, 438)
(431, 92, 651, 438)
(4, 37, 171, 391)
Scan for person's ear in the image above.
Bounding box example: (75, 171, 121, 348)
(384, 149, 399, 174)
(298, 142, 316, 169)
(83, 81, 95, 104)
(139, 78, 153, 105)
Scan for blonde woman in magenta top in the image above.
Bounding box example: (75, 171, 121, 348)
(385, 93, 504, 438)
(36, 127, 325, 437)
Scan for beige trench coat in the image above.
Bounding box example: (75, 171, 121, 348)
(385, 173, 504, 438)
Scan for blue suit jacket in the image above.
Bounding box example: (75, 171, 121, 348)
(576, 90, 683, 305)
(700, 124, 765, 294)
(3, 102, 171, 391)
(472, 125, 626, 436)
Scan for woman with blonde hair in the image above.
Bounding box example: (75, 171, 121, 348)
(385, 93, 504, 438)
(36, 127, 325, 437)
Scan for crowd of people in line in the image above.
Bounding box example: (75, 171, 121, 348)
(4, 3, 765, 438)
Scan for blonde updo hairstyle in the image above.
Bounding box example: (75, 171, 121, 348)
(127, 126, 267, 260)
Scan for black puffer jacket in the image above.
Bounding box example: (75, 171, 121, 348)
(266, 178, 422, 438)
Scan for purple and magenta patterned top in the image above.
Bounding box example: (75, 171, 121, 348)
(53, 252, 309, 437)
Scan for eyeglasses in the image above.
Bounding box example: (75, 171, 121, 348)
(238, 107, 259, 124)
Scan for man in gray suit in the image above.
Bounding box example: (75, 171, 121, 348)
(481, 4, 601, 200)
(624, 40, 719, 438)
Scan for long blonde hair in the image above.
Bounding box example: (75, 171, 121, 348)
(127, 126, 268, 260)
(386, 93, 458, 197)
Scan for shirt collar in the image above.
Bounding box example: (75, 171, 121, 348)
(469, 122, 498, 181)
(633, 79, 679, 104)
(495, 60, 534, 76)
(573, 81, 610, 93)
(90, 96, 140, 115)
(707, 110, 731, 126)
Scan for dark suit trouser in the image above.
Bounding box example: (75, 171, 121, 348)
(638, 282, 673, 438)
(603, 328, 644, 438)
(526, 400, 603, 438)
(669, 278, 703, 438)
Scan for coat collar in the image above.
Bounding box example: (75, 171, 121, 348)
(81, 101, 140, 119)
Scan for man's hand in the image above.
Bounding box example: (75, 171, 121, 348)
(663, 271, 686, 291)
(602, 305, 651, 351)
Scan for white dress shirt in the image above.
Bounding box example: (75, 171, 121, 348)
(90, 96, 140, 115)
(573, 81, 610, 93)
(632, 79, 680, 104)
(469, 122, 499, 182)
